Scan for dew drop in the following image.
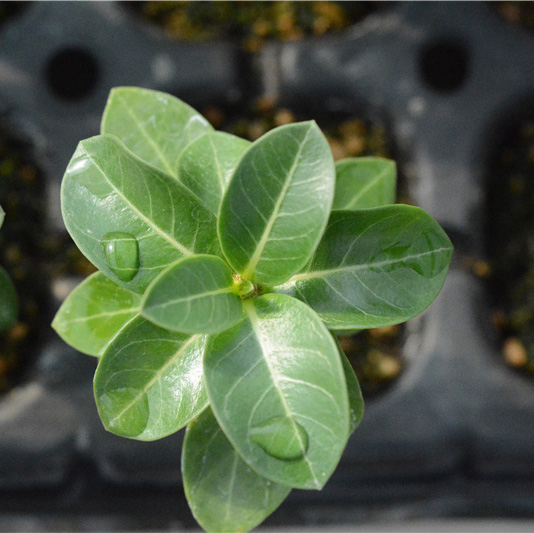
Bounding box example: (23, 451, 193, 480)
(101, 232, 139, 282)
(249, 416, 309, 461)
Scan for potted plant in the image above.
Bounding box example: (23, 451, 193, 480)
(52, 87, 452, 532)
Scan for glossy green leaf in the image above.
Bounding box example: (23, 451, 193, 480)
(218, 121, 335, 287)
(333, 157, 396, 210)
(0, 265, 17, 331)
(177, 131, 250, 215)
(275, 206, 453, 330)
(94, 316, 208, 440)
(204, 293, 349, 490)
(183, 407, 291, 533)
(52, 273, 141, 357)
(0, 204, 4, 230)
(142, 255, 243, 334)
(61, 134, 219, 294)
(334, 337, 364, 434)
(101, 87, 213, 177)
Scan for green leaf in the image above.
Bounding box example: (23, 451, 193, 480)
(0, 204, 4, 230)
(275, 206, 453, 330)
(218, 122, 335, 287)
(61, 134, 219, 294)
(0, 265, 17, 331)
(142, 255, 243, 334)
(94, 316, 208, 440)
(52, 273, 141, 357)
(204, 293, 349, 490)
(101, 87, 213, 177)
(333, 157, 396, 210)
(334, 337, 364, 434)
(177, 132, 250, 215)
(182, 407, 291, 533)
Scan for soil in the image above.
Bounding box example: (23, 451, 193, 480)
(129, 1, 388, 51)
(487, 117, 534, 376)
(338, 326, 404, 397)
(495, 2, 534, 30)
(0, 134, 48, 392)
(0, 129, 95, 393)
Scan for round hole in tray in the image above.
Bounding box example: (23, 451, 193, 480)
(486, 106, 534, 377)
(0, 2, 28, 27)
(198, 97, 408, 397)
(419, 40, 469, 93)
(45, 47, 99, 101)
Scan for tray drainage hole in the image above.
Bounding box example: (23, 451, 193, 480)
(419, 40, 468, 93)
(45, 47, 99, 101)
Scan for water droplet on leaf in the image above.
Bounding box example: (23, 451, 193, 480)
(250, 416, 309, 461)
(101, 232, 139, 282)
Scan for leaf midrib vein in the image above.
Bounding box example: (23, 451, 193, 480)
(146, 286, 233, 312)
(281, 246, 451, 285)
(107, 334, 201, 427)
(208, 135, 226, 192)
(115, 96, 176, 177)
(244, 300, 320, 488)
(83, 147, 192, 257)
(63, 306, 140, 324)
(343, 164, 392, 210)
(242, 126, 313, 279)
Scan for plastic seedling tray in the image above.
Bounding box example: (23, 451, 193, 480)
(0, 2, 533, 529)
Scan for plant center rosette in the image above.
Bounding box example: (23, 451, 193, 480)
(52, 87, 453, 533)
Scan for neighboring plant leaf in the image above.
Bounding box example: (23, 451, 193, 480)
(218, 121, 335, 287)
(334, 337, 364, 434)
(204, 293, 349, 490)
(0, 265, 18, 331)
(182, 407, 291, 533)
(333, 157, 396, 210)
(101, 87, 213, 177)
(142, 255, 243, 334)
(52, 273, 141, 357)
(177, 131, 250, 215)
(94, 316, 208, 440)
(275, 205, 453, 330)
(61, 134, 219, 294)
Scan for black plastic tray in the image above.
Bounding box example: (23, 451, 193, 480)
(0, 2, 534, 530)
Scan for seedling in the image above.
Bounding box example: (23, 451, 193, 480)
(0, 204, 18, 331)
(53, 87, 453, 532)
